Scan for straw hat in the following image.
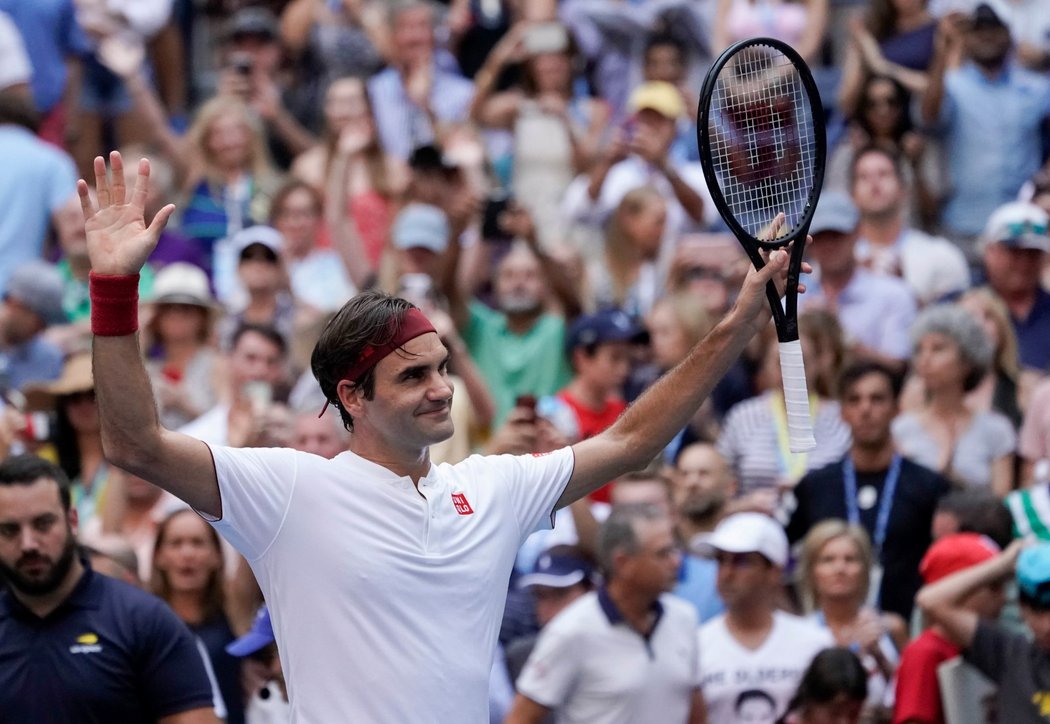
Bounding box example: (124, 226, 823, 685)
(23, 353, 93, 412)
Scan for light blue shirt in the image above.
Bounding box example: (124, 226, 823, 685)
(940, 62, 1050, 236)
(800, 266, 917, 360)
(367, 64, 474, 160)
(0, 125, 77, 292)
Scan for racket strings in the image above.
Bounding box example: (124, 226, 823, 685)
(707, 45, 818, 242)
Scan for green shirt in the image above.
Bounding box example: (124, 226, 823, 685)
(464, 300, 571, 425)
(58, 259, 155, 323)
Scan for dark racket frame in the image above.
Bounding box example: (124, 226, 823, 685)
(697, 37, 826, 452)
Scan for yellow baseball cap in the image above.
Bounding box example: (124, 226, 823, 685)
(628, 81, 685, 120)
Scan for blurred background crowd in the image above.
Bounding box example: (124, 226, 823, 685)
(1, 0, 1050, 722)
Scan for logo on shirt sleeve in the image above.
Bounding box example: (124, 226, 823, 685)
(451, 491, 474, 515)
(70, 632, 103, 654)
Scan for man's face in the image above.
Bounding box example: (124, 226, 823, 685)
(672, 444, 734, 513)
(229, 330, 284, 394)
(852, 151, 904, 219)
(1022, 602, 1050, 651)
(643, 45, 685, 84)
(617, 518, 681, 596)
(965, 578, 1007, 621)
(840, 372, 898, 448)
(225, 35, 281, 76)
(715, 550, 778, 610)
(808, 230, 857, 277)
(532, 583, 588, 627)
(964, 24, 1011, 68)
(238, 244, 283, 295)
(292, 413, 347, 458)
(635, 108, 676, 154)
(495, 249, 545, 316)
(392, 6, 434, 69)
(573, 342, 632, 397)
(983, 243, 1043, 298)
(610, 480, 673, 519)
(0, 478, 78, 596)
(0, 297, 42, 345)
(348, 333, 455, 451)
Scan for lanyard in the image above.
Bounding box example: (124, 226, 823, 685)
(843, 455, 901, 557)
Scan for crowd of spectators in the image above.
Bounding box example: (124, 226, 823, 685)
(1, 0, 1050, 722)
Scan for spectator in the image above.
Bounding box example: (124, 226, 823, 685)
(179, 323, 288, 449)
(986, 0, 1050, 70)
(954, 287, 1025, 426)
(0, 261, 67, 392)
(1018, 377, 1050, 489)
(838, 0, 938, 118)
(717, 315, 852, 496)
(504, 544, 596, 686)
(979, 201, 1050, 372)
(787, 360, 949, 621)
(470, 21, 608, 249)
(921, 3, 1050, 244)
(217, 227, 297, 346)
(290, 406, 348, 459)
(712, 0, 829, 64)
(225, 605, 290, 723)
(0, 454, 217, 722)
(897, 536, 1003, 724)
(697, 512, 834, 723)
(290, 75, 408, 272)
(0, 93, 78, 293)
(850, 146, 968, 305)
(914, 537, 1047, 724)
(143, 263, 222, 430)
(152, 508, 250, 724)
(584, 186, 668, 318)
(796, 521, 906, 722)
(563, 80, 711, 250)
(367, 0, 474, 160)
(892, 304, 1016, 495)
(509, 504, 702, 723)
(800, 192, 918, 369)
(932, 488, 1014, 550)
(780, 648, 869, 724)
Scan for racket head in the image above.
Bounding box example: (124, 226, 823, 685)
(698, 38, 826, 252)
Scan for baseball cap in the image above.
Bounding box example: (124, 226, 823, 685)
(391, 204, 449, 254)
(224, 7, 279, 42)
(147, 263, 215, 308)
(695, 512, 788, 567)
(1017, 544, 1050, 607)
(919, 533, 1000, 585)
(629, 81, 686, 120)
(4, 260, 68, 327)
(971, 3, 1007, 29)
(567, 309, 648, 351)
(809, 192, 859, 236)
(518, 551, 594, 589)
(231, 225, 285, 259)
(980, 201, 1050, 252)
(226, 606, 275, 657)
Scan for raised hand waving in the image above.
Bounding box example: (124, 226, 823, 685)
(77, 151, 175, 276)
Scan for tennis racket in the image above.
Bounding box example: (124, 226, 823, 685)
(698, 38, 826, 453)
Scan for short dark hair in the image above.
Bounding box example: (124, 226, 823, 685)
(0, 455, 71, 511)
(311, 290, 418, 432)
(784, 648, 868, 715)
(936, 490, 1013, 549)
(838, 359, 903, 401)
(596, 503, 667, 579)
(231, 322, 288, 357)
(644, 32, 687, 62)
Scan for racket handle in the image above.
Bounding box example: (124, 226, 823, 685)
(779, 340, 816, 453)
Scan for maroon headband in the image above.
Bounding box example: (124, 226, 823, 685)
(319, 308, 437, 417)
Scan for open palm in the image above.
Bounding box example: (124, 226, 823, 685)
(78, 151, 175, 276)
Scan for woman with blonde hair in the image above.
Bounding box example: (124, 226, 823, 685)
(797, 520, 907, 724)
(586, 186, 668, 317)
(958, 287, 1026, 426)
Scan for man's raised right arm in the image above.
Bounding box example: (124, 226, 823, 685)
(81, 152, 222, 518)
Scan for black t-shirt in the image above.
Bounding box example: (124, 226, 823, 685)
(966, 620, 1050, 723)
(191, 613, 245, 724)
(0, 566, 214, 723)
(786, 456, 950, 620)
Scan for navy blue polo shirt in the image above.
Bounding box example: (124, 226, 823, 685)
(1013, 288, 1050, 372)
(0, 563, 215, 723)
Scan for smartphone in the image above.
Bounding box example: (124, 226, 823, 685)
(523, 23, 569, 55)
(228, 51, 254, 76)
(482, 190, 512, 242)
(243, 381, 273, 414)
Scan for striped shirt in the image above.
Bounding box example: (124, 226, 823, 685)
(367, 64, 474, 159)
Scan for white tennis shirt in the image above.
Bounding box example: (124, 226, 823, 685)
(207, 444, 575, 723)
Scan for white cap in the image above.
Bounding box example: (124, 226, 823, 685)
(694, 512, 788, 568)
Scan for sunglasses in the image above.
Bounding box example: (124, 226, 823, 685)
(240, 247, 279, 263)
(1001, 220, 1049, 238)
(715, 551, 767, 569)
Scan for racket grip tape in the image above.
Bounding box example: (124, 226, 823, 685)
(778, 340, 817, 453)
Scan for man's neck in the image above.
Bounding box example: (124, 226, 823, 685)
(504, 310, 541, 335)
(997, 286, 1037, 320)
(820, 262, 856, 297)
(851, 441, 896, 472)
(858, 213, 904, 248)
(564, 378, 611, 411)
(974, 58, 1007, 81)
(15, 557, 85, 619)
(606, 579, 660, 635)
(348, 431, 432, 485)
(726, 602, 774, 633)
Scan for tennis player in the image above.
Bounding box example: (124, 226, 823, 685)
(80, 151, 804, 722)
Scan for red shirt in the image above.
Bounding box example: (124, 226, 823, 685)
(894, 629, 960, 724)
(557, 391, 627, 503)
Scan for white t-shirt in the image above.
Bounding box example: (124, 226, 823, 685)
(516, 590, 700, 724)
(207, 445, 575, 723)
(699, 611, 834, 723)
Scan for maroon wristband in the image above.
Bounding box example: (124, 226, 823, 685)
(89, 271, 140, 336)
